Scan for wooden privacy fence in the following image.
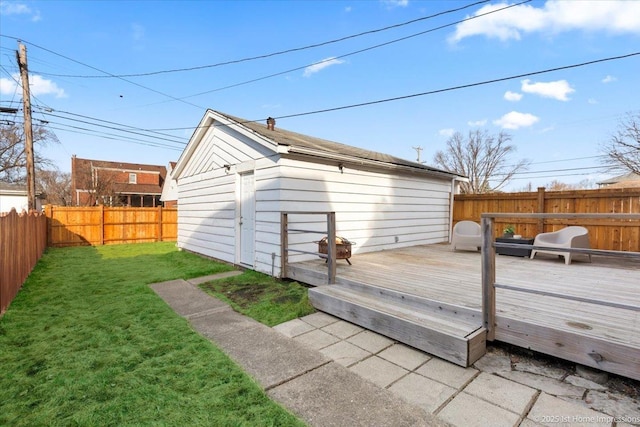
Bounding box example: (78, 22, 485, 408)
(45, 206, 177, 247)
(454, 187, 640, 251)
(0, 209, 47, 314)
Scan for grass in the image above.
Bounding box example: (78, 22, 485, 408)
(0, 242, 305, 427)
(199, 270, 316, 327)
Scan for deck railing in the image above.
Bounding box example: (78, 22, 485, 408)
(480, 213, 640, 341)
(281, 212, 337, 284)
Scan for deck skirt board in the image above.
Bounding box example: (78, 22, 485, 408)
(308, 284, 486, 366)
(288, 243, 640, 381)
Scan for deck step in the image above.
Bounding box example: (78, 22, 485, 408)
(309, 284, 486, 366)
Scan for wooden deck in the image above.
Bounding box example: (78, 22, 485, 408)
(286, 244, 640, 381)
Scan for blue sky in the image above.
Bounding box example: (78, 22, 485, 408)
(1, 0, 638, 190)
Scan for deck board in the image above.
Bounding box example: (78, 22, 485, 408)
(288, 243, 640, 380)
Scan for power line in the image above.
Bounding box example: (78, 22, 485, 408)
(38, 112, 187, 145)
(153, 0, 532, 104)
(33, 107, 189, 143)
(28, 0, 491, 79)
(13, 118, 184, 151)
(269, 52, 639, 122)
(0, 35, 207, 111)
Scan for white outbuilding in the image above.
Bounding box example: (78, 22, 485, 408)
(173, 110, 465, 277)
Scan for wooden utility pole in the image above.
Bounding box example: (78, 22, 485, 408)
(17, 42, 36, 211)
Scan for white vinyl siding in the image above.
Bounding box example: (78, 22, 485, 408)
(176, 111, 454, 278)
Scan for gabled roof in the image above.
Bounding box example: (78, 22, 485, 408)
(72, 157, 167, 177)
(597, 172, 640, 188)
(176, 109, 463, 181)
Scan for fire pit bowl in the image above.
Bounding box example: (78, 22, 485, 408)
(317, 236, 355, 265)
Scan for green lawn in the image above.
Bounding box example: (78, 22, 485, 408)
(0, 242, 305, 427)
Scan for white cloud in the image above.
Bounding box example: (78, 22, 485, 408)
(131, 23, 145, 41)
(0, 1, 41, 21)
(521, 79, 574, 101)
(504, 91, 523, 102)
(450, 0, 640, 43)
(381, 0, 409, 8)
(0, 78, 15, 95)
(345, 6, 352, 13)
(602, 75, 617, 83)
(588, 98, 598, 105)
(303, 57, 345, 77)
(493, 111, 539, 129)
(0, 73, 66, 98)
(439, 128, 455, 137)
(468, 119, 487, 127)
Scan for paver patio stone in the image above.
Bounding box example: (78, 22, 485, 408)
(527, 392, 610, 427)
(320, 340, 371, 367)
(437, 392, 520, 427)
(347, 330, 394, 353)
(321, 319, 364, 339)
(293, 328, 341, 350)
(583, 390, 640, 419)
(563, 375, 607, 391)
(349, 355, 409, 388)
(273, 318, 316, 338)
(388, 372, 457, 413)
(499, 371, 585, 399)
(473, 349, 512, 374)
(300, 312, 339, 328)
(378, 343, 431, 371)
(463, 372, 537, 414)
(416, 357, 478, 388)
(513, 358, 568, 380)
(268, 363, 448, 427)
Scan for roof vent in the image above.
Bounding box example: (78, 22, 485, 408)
(266, 117, 276, 130)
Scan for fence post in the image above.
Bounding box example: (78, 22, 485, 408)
(99, 205, 105, 245)
(280, 213, 288, 279)
(45, 204, 53, 247)
(327, 212, 337, 284)
(481, 215, 496, 341)
(537, 187, 546, 235)
(157, 206, 163, 242)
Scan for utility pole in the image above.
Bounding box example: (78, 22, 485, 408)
(17, 42, 36, 211)
(412, 146, 426, 164)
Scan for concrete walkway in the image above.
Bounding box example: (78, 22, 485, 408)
(151, 275, 640, 427)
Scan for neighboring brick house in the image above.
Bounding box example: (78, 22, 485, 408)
(71, 156, 167, 207)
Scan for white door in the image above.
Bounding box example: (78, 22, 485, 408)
(239, 172, 255, 266)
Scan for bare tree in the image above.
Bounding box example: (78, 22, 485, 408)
(601, 112, 640, 175)
(37, 167, 72, 206)
(0, 122, 58, 183)
(433, 130, 529, 194)
(72, 160, 123, 206)
(544, 179, 595, 191)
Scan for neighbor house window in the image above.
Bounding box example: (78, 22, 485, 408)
(129, 173, 137, 184)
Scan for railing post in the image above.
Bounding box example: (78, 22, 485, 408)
(280, 213, 288, 279)
(481, 215, 496, 341)
(327, 212, 336, 284)
(537, 187, 546, 235)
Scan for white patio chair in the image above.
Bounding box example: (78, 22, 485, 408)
(530, 226, 592, 265)
(452, 221, 482, 251)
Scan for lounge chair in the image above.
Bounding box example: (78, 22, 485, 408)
(530, 226, 592, 265)
(452, 221, 482, 251)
